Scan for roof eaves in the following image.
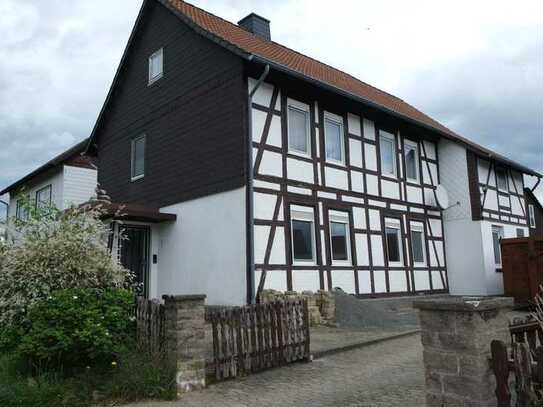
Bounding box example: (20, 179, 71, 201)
(249, 54, 541, 178)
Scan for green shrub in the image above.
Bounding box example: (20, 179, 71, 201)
(0, 198, 131, 326)
(16, 288, 135, 371)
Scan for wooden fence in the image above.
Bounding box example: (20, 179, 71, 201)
(490, 316, 543, 406)
(135, 296, 166, 353)
(208, 299, 310, 381)
(502, 237, 543, 304)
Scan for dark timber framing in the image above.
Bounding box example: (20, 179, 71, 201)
(250, 77, 447, 297)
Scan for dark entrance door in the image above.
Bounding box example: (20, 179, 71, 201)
(119, 225, 150, 298)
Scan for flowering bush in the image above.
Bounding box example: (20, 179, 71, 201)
(17, 288, 135, 370)
(0, 197, 131, 325)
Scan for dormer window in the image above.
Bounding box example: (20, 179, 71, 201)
(148, 48, 163, 85)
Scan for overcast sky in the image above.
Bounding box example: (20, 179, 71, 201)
(1, 0, 542, 206)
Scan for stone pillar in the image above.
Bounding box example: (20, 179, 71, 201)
(163, 294, 206, 395)
(413, 296, 513, 407)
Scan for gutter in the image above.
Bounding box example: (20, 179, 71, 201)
(246, 63, 270, 304)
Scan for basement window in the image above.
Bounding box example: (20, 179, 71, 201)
(131, 135, 146, 181)
(290, 205, 316, 264)
(385, 218, 403, 266)
(148, 48, 163, 85)
(329, 210, 351, 264)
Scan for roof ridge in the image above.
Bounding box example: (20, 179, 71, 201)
(174, 0, 405, 103)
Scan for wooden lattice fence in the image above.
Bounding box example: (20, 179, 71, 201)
(208, 299, 310, 381)
(491, 316, 543, 406)
(135, 296, 166, 353)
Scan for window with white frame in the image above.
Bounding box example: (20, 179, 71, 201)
(131, 135, 146, 181)
(148, 48, 163, 84)
(379, 131, 397, 177)
(496, 168, 508, 191)
(404, 140, 419, 183)
(329, 210, 351, 264)
(384, 218, 403, 266)
(492, 225, 504, 267)
(287, 101, 310, 155)
(290, 205, 316, 264)
(324, 114, 344, 163)
(516, 228, 525, 238)
(410, 222, 426, 265)
(35, 185, 52, 209)
(529, 204, 536, 228)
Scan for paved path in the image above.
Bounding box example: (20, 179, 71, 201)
(127, 334, 425, 407)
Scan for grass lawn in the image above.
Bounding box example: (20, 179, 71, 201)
(0, 348, 177, 407)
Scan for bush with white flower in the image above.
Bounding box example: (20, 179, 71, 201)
(0, 197, 132, 325)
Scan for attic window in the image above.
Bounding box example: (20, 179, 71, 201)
(148, 48, 163, 85)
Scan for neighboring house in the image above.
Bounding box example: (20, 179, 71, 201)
(0, 138, 97, 222)
(82, 0, 539, 304)
(524, 188, 543, 237)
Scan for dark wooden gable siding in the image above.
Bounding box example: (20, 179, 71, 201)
(525, 189, 543, 237)
(466, 150, 483, 221)
(94, 1, 248, 208)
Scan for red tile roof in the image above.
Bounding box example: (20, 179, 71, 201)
(160, 0, 540, 177)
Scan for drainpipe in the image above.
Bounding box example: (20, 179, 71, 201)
(246, 63, 270, 304)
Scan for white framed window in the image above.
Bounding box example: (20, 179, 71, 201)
(131, 135, 146, 181)
(384, 218, 403, 266)
(529, 204, 536, 228)
(496, 168, 508, 191)
(492, 225, 504, 267)
(35, 185, 52, 209)
(329, 210, 351, 265)
(148, 48, 163, 85)
(404, 140, 419, 183)
(379, 130, 397, 178)
(287, 100, 310, 156)
(324, 113, 344, 164)
(410, 222, 426, 265)
(290, 205, 316, 265)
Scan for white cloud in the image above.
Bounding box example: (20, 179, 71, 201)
(0, 0, 542, 201)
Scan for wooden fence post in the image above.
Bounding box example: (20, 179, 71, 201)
(414, 297, 513, 407)
(163, 294, 206, 396)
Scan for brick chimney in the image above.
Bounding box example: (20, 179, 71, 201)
(238, 13, 271, 41)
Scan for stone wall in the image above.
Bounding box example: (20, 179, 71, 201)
(413, 296, 513, 407)
(260, 289, 335, 327)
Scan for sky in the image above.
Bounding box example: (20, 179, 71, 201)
(1, 0, 542, 208)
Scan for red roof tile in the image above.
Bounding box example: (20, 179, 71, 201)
(159, 0, 539, 177)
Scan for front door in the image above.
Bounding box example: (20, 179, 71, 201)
(119, 225, 150, 298)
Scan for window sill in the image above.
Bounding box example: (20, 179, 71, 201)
(288, 149, 312, 159)
(131, 175, 145, 183)
(331, 260, 352, 267)
(148, 74, 163, 86)
(381, 173, 398, 181)
(293, 260, 316, 266)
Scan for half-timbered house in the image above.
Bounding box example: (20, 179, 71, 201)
(77, 0, 540, 304)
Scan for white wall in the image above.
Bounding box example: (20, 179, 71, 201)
(8, 170, 64, 219)
(480, 220, 528, 295)
(156, 187, 247, 306)
(62, 165, 97, 207)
